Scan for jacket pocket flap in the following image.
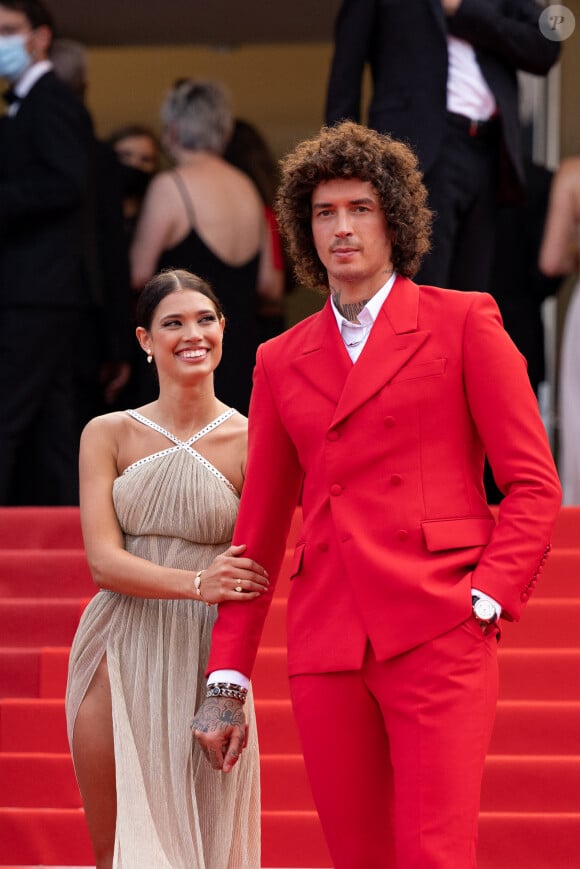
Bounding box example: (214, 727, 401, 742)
(421, 517, 495, 552)
(289, 543, 305, 578)
(392, 357, 446, 383)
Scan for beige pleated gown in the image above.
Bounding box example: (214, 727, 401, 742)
(66, 409, 261, 868)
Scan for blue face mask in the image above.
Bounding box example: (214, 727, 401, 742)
(0, 34, 32, 81)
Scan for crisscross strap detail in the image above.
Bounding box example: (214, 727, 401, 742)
(123, 408, 238, 492)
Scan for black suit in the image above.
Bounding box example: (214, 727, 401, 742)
(76, 137, 132, 429)
(325, 0, 560, 290)
(491, 159, 562, 395)
(0, 68, 93, 504)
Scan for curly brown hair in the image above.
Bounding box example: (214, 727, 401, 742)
(275, 121, 432, 289)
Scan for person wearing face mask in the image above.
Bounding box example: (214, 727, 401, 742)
(108, 123, 161, 239)
(0, 0, 93, 505)
(99, 124, 162, 410)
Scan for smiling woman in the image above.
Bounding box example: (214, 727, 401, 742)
(64, 267, 265, 868)
(135, 269, 226, 399)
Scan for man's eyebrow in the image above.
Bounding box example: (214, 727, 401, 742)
(312, 196, 376, 208)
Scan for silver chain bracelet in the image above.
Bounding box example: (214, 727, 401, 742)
(206, 682, 248, 704)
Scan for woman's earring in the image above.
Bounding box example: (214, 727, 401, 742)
(146, 353, 153, 364)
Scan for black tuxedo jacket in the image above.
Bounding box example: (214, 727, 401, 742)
(0, 69, 93, 308)
(325, 0, 560, 195)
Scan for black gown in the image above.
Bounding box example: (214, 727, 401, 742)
(158, 174, 260, 415)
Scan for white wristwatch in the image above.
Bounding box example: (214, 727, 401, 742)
(472, 594, 498, 627)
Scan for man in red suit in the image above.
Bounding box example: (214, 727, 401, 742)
(193, 121, 562, 867)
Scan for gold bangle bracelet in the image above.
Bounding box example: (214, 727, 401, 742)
(194, 570, 212, 606)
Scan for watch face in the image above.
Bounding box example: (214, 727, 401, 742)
(474, 598, 495, 621)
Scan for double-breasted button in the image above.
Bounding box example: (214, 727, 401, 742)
(384, 416, 396, 429)
(327, 430, 340, 442)
(395, 529, 409, 542)
(520, 591, 529, 603)
(330, 484, 343, 496)
(390, 474, 402, 486)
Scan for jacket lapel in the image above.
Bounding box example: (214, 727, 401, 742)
(331, 277, 431, 426)
(428, 0, 448, 37)
(291, 299, 351, 404)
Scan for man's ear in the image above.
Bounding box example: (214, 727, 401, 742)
(31, 25, 52, 61)
(161, 125, 178, 159)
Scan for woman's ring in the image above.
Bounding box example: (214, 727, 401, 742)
(235, 584, 243, 593)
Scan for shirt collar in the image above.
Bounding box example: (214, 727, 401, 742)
(14, 60, 53, 100)
(330, 271, 397, 332)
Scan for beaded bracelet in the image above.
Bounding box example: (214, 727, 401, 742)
(206, 682, 248, 704)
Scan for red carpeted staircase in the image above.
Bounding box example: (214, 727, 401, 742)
(0, 506, 579, 868)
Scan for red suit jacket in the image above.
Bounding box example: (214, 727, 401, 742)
(208, 277, 561, 677)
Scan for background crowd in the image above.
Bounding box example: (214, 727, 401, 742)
(0, 0, 578, 506)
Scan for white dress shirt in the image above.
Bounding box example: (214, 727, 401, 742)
(447, 36, 496, 121)
(330, 272, 397, 362)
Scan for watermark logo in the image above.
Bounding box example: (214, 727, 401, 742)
(539, 4, 576, 41)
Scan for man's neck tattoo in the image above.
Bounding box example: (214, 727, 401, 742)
(331, 291, 370, 324)
(330, 269, 393, 323)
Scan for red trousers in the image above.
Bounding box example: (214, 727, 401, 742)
(289, 617, 499, 868)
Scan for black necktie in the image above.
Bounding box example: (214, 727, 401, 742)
(2, 88, 20, 105)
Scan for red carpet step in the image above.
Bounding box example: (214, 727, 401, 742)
(5, 694, 580, 760)
(0, 503, 574, 548)
(2, 593, 580, 655)
(0, 550, 93, 598)
(498, 648, 580, 700)
(0, 599, 85, 648)
(0, 505, 579, 868)
(2, 808, 579, 868)
(0, 508, 83, 550)
(6, 750, 580, 817)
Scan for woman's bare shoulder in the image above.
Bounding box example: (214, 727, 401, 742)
(559, 156, 580, 177)
(228, 409, 249, 433)
(81, 411, 132, 445)
(554, 158, 580, 197)
(213, 408, 248, 451)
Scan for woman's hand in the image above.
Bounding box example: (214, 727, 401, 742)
(195, 544, 269, 605)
